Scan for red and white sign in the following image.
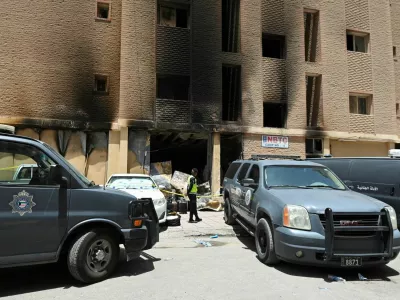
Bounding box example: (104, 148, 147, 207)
(262, 135, 289, 149)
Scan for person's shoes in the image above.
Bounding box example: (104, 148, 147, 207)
(188, 220, 196, 223)
(195, 218, 202, 222)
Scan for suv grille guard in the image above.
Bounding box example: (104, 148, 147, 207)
(324, 208, 393, 260)
(128, 198, 158, 223)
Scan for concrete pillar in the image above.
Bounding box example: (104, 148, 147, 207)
(107, 130, 121, 180)
(323, 138, 331, 156)
(211, 132, 221, 196)
(119, 127, 129, 173)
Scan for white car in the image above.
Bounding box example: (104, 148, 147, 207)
(105, 174, 167, 224)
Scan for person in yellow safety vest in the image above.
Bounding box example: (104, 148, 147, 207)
(187, 168, 202, 223)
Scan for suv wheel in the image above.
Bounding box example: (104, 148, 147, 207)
(224, 197, 236, 225)
(255, 218, 279, 265)
(67, 230, 119, 284)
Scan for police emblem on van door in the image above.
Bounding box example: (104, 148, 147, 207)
(9, 190, 36, 216)
(245, 190, 252, 206)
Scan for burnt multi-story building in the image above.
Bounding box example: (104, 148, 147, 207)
(1, 0, 400, 193)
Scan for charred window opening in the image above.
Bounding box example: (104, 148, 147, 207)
(306, 74, 322, 128)
(150, 132, 208, 182)
(96, 1, 111, 20)
(262, 34, 285, 59)
(349, 94, 373, 115)
(304, 10, 319, 62)
(222, 0, 240, 53)
(347, 31, 369, 53)
(222, 65, 241, 122)
(306, 138, 323, 156)
(158, 2, 190, 29)
(94, 74, 109, 93)
(263, 103, 287, 128)
(157, 75, 190, 101)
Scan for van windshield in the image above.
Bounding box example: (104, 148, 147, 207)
(265, 165, 346, 190)
(42, 142, 92, 186)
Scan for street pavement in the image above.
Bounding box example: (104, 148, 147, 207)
(1, 212, 400, 299)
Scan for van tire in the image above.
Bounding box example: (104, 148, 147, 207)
(255, 218, 279, 265)
(67, 230, 119, 284)
(224, 197, 236, 225)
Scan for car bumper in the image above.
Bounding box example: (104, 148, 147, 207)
(155, 202, 167, 224)
(121, 222, 160, 261)
(274, 226, 400, 267)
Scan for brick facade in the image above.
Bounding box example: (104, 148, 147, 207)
(1, 0, 400, 164)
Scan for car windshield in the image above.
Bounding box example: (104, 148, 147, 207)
(43, 142, 93, 186)
(264, 165, 346, 190)
(106, 176, 157, 190)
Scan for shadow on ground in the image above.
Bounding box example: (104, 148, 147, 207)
(0, 249, 160, 298)
(233, 227, 400, 282)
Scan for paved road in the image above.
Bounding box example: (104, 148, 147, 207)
(1, 236, 400, 299)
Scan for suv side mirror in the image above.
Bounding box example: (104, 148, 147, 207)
(49, 165, 68, 187)
(242, 178, 256, 187)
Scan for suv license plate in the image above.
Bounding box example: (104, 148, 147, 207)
(341, 257, 362, 267)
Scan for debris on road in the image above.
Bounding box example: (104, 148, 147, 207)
(358, 273, 368, 281)
(194, 239, 212, 247)
(327, 275, 346, 282)
(210, 235, 218, 239)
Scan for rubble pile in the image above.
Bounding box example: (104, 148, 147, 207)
(150, 160, 223, 212)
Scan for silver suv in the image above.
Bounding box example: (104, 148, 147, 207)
(222, 155, 400, 268)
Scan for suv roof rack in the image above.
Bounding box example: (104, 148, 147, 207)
(250, 154, 302, 161)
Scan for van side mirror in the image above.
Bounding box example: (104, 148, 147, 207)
(242, 178, 256, 187)
(49, 165, 68, 187)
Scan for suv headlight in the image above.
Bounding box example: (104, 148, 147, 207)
(153, 197, 166, 207)
(385, 206, 398, 230)
(283, 205, 311, 231)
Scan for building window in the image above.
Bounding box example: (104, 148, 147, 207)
(394, 46, 397, 57)
(396, 103, 399, 117)
(304, 10, 319, 62)
(94, 74, 109, 93)
(222, 0, 240, 53)
(262, 34, 285, 59)
(346, 31, 369, 53)
(158, 2, 189, 29)
(349, 94, 372, 115)
(222, 65, 241, 121)
(157, 75, 190, 101)
(306, 74, 322, 128)
(263, 103, 287, 128)
(96, 1, 111, 21)
(306, 138, 323, 155)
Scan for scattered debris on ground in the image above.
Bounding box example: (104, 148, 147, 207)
(194, 240, 212, 247)
(327, 275, 346, 282)
(358, 273, 368, 281)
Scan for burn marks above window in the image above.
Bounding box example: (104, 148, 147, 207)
(158, 2, 190, 29)
(222, 0, 240, 53)
(222, 65, 241, 122)
(96, 1, 111, 21)
(157, 75, 190, 101)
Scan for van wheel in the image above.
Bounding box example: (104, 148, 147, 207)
(255, 218, 279, 265)
(67, 230, 119, 284)
(224, 197, 236, 225)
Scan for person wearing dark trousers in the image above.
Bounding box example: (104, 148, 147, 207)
(187, 168, 202, 223)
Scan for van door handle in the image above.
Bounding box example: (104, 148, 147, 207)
(390, 187, 395, 196)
